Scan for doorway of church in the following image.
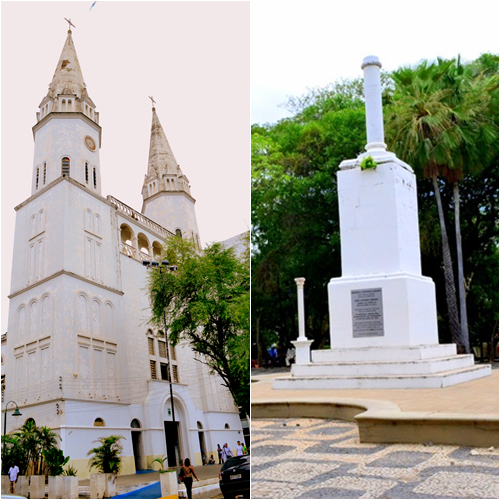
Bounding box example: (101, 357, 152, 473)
(131, 431, 143, 470)
(198, 431, 207, 465)
(164, 421, 181, 467)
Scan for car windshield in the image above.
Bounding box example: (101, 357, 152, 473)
(221, 454, 249, 472)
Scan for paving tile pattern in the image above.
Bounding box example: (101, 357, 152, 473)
(251, 418, 499, 499)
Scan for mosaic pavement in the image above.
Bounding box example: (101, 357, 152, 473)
(251, 418, 499, 499)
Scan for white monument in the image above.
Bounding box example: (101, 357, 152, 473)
(274, 56, 491, 389)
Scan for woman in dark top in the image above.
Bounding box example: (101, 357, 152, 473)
(217, 443, 223, 464)
(181, 457, 199, 499)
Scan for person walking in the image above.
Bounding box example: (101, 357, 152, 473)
(222, 443, 233, 462)
(8, 462, 19, 494)
(180, 458, 199, 499)
(236, 440, 244, 456)
(217, 443, 223, 464)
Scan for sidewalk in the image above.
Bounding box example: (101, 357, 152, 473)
(78, 464, 223, 499)
(251, 366, 499, 447)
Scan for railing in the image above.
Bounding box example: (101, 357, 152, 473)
(108, 195, 175, 240)
(121, 242, 137, 259)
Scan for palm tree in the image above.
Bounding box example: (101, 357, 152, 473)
(387, 59, 463, 350)
(87, 435, 125, 475)
(387, 57, 498, 354)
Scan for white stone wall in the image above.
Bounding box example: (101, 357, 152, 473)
(142, 192, 200, 244)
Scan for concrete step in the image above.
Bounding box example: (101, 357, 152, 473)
(293, 354, 475, 377)
(274, 363, 492, 389)
(312, 343, 457, 363)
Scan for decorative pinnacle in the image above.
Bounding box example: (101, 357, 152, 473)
(149, 96, 156, 109)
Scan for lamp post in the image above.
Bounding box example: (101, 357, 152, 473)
(143, 259, 180, 472)
(3, 401, 22, 455)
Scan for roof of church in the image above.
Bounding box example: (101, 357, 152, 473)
(147, 107, 183, 178)
(45, 29, 91, 103)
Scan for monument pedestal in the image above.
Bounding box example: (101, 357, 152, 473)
(273, 56, 491, 392)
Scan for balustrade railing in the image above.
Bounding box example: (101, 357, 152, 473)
(108, 195, 174, 239)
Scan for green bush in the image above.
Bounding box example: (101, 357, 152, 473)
(42, 448, 70, 476)
(87, 435, 125, 474)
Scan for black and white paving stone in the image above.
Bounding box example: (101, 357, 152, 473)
(251, 418, 498, 499)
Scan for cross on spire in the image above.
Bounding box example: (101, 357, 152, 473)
(148, 96, 156, 108)
(64, 18, 75, 30)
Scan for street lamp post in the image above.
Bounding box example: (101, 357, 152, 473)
(3, 401, 22, 456)
(143, 259, 181, 473)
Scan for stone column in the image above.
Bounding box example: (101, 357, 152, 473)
(30, 475, 46, 499)
(292, 278, 313, 364)
(160, 471, 178, 498)
(89, 474, 106, 499)
(362, 55, 386, 156)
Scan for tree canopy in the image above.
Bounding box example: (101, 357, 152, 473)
(147, 234, 250, 414)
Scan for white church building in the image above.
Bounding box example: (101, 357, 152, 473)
(2, 28, 243, 478)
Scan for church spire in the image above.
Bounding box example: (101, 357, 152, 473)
(36, 29, 98, 124)
(147, 107, 181, 178)
(142, 106, 192, 200)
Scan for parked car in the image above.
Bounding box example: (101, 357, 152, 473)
(219, 454, 250, 499)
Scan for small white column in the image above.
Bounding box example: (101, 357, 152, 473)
(362, 55, 387, 156)
(292, 277, 313, 364)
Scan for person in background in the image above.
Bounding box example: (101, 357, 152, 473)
(208, 455, 215, 464)
(217, 443, 223, 464)
(222, 442, 233, 461)
(180, 458, 199, 499)
(236, 440, 244, 456)
(8, 462, 19, 494)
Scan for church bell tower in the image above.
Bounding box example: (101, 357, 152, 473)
(32, 28, 102, 196)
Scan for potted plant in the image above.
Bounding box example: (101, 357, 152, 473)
(87, 435, 125, 499)
(44, 448, 77, 499)
(152, 456, 177, 497)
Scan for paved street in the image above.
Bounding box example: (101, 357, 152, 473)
(251, 418, 499, 499)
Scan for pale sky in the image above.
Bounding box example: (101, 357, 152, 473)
(1, 1, 250, 333)
(251, 0, 500, 124)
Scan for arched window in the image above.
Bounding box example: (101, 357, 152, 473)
(36, 167, 39, 190)
(197, 421, 203, 429)
(43, 163, 47, 185)
(93, 167, 97, 189)
(224, 423, 230, 429)
(138, 233, 150, 255)
(68, 100, 72, 111)
(94, 417, 105, 427)
(25, 418, 36, 426)
(175, 229, 182, 238)
(131, 419, 141, 429)
(62, 157, 70, 176)
(62, 99, 66, 111)
(85, 162, 89, 184)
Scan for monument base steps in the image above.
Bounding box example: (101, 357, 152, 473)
(274, 344, 491, 389)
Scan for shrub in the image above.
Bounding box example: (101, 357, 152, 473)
(87, 435, 125, 474)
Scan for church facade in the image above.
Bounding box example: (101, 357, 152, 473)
(3, 29, 243, 478)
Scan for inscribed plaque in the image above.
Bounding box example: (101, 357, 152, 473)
(351, 288, 384, 337)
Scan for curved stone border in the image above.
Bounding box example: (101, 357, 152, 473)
(251, 397, 499, 448)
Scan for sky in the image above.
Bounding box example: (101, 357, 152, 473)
(1, 1, 250, 333)
(251, 0, 500, 124)
(1, 0, 499, 334)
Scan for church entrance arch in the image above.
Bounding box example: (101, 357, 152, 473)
(131, 418, 143, 471)
(163, 395, 186, 468)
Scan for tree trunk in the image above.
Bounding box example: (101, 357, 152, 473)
(432, 176, 463, 351)
(453, 182, 470, 354)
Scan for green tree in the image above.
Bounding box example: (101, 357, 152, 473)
(387, 56, 498, 353)
(147, 234, 250, 414)
(87, 435, 125, 474)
